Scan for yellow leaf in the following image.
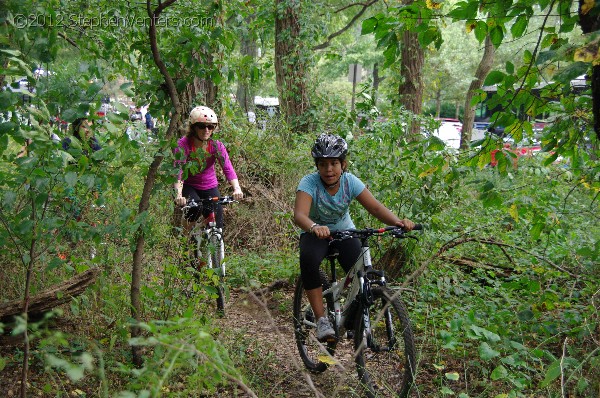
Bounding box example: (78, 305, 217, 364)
(318, 355, 338, 365)
(465, 22, 476, 33)
(418, 166, 437, 178)
(426, 0, 442, 9)
(581, 0, 595, 14)
(509, 204, 519, 222)
(574, 47, 598, 63)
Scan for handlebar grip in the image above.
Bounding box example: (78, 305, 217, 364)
(412, 224, 423, 231)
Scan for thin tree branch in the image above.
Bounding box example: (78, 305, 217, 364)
(57, 32, 79, 48)
(439, 237, 576, 277)
(492, 0, 555, 131)
(402, 234, 577, 287)
(313, 0, 378, 50)
(332, 1, 378, 13)
(560, 337, 568, 398)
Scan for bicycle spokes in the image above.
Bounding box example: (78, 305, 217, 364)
(354, 286, 416, 398)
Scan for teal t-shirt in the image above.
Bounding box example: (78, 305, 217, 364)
(297, 172, 366, 231)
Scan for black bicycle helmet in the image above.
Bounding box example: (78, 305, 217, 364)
(311, 133, 348, 159)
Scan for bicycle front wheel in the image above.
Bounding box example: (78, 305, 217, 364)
(354, 286, 416, 398)
(207, 234, 226, 314)
(292, 269, 337, 373)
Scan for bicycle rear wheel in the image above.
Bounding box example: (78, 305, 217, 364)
(293, 269, 337, 373)
(207, 234, 226, 315)
(354, 286, 416, 398)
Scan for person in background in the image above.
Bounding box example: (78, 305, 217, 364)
(145, 112, 154, 131)
(62, 118, 101, 154)
(293, 133, 415, 342)
(61, 117, 102, 220)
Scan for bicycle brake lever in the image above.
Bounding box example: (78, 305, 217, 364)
(390, 229, 406, 238)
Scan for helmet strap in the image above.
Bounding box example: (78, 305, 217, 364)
(320, 176, 340, 189)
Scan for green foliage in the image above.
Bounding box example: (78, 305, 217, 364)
(1, 0, 599, 396)
(227, 250, 298, 289)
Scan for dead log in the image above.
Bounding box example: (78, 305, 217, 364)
(438, 255, 513, 278)
(0, 267, 100, 322)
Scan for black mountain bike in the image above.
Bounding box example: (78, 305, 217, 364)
(293, 225, 421, 398)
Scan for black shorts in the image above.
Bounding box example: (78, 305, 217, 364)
(299, 232, 362, 290)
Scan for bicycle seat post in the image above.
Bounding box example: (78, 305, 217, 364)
(327, 251, 338, 282)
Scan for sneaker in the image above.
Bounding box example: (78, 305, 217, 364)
(316, 316, 336, 342)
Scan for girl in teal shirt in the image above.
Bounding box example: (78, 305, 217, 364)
(293, 133, 415, 342)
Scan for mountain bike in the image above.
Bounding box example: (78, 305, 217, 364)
(293, 225, 421, 398)
(181, 196, 236, 314)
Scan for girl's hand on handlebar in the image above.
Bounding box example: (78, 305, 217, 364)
(232, 188, 243, 201)
(175, 195, 187, 207)
(395, 218, 415, 231)
(312, 225, 330, 239)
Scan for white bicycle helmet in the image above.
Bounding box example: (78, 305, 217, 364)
(189, 106, 218, 125)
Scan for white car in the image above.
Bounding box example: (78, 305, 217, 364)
(433, 118, 463, 149)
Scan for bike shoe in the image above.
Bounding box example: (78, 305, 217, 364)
(316, 316, 336, 342)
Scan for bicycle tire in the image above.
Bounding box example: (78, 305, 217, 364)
(293, 269, 337, 373)
(354, 286, 416, 398)
(190, 233, 202, 274)
(208, 233, 226, 314)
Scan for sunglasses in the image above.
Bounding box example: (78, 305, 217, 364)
(195, 123, 216, 131)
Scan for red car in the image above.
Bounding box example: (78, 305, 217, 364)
(490, 142, 542, 167)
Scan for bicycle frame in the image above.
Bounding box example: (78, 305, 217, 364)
(322, 238, 383, 336)
(187, 201, 227, 274)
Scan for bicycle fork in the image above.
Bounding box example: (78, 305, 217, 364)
(358, 267, 394, 353)
(204, 228, 225, 276)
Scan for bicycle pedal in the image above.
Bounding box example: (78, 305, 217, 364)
(321, 335, 338, 343)
(190, 259, 207, 269)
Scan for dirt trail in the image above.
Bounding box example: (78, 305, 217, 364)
(0, 285, 433, 397)
(215, 288, 364, 397)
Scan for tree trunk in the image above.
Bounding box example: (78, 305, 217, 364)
(130, 0, 181, 368)
(236, 18, 258, 114)
(132, 0, 225, 367)
(398, 12, 424, 137)
(372, 62, 379, 102)
(461, 35, 496, 149)
(579, 2, 600, 141)
(275, 0, 310, 134)
(435, 88, 441, 118)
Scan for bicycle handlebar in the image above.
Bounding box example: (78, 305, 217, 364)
(181, 196, 237, 211)
(330, 224, 423, 242)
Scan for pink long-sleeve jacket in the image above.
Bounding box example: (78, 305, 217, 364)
(174, 136, 238, 190)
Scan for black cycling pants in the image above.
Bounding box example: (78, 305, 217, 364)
(181, 185, 223, 228)
(299, 232, 362, 290)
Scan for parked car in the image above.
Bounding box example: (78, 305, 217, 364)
(433, 118, 463, 149)
(489, 140, 543, 167)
